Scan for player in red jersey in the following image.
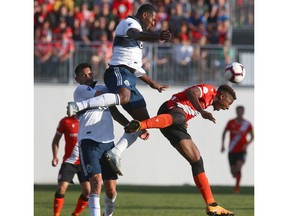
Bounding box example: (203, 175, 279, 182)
(125, 83, 236, 216)
(51, 115, 90, 216)
(221, 105, 254, 193)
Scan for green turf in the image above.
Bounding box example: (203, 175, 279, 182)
(34, 184, 254, 216)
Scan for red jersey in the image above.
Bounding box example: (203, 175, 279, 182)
(225, 118, 253, 153)
(167, 84, 217, 121)
(56, 116, 80, 164)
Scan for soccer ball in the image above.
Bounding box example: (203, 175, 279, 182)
(224, 62, 246, 83)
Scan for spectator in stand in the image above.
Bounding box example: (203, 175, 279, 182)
(173, 34, 194, 83)
(177, 0, 192, 18)
(191, 0, 209, 20)
(88, 17, 103, 42)
(112, 0, 134, 21)
(34, 2, 56, 31)
(96, 2, 117, 41)
(54, 4, 74, 28)
(53, 0, 74, 12)
(34, 35, 53, 80)
(74, 2, 95, 27)
(168, 3, 189, 38)
(90, 31, 113, 77)
(79, 14, 95, 45)
(52, 30, 75, 82)
(90, 16, 109, 41)
(71, 18, 83, 42)
(207, 0, 218, 25)
(177, 22, 191, 43)
(154, 3, 169, 31)
(193, 35, 208, 82)
(52, 17, 73, 41)
(157, 0, 173, 16)
(190, 21, 208, 43)
(35, 19, 53, 42)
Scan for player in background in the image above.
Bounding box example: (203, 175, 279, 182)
(67, 4, 172, 175)
(221, 105, 254, 193)
(125, 83, 236, 216)
(51, 114, 89, 216)
(73, 63, 144, 216)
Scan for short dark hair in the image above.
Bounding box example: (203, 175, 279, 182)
(217, 84, 237, 100)
(236, 105, 244, 111)
(136, 4, 156, 15)
(74, 63, 91, 75)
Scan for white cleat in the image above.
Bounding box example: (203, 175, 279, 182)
(67, 102, 79, 117)
(104, 150, 123, 176)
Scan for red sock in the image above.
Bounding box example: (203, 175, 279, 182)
(141, 114, 173, 129)
(72, 194, 89, 215)
(193, 172, 215, 204)
(235, 172, 241, 192)
(53, 196, 65, 216)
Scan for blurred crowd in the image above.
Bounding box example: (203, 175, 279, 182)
(34, 0, 236, 45)
(34, 0, 253, 83)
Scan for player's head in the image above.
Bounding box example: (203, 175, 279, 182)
(236, 105, 244, 117)
(212, 84, 237, 111)
(136, 4, 157, 31)
(74, 63, 95, 86)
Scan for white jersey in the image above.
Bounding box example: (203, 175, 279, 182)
(109, 16, 146, 77)
(74, 84, 115, 143)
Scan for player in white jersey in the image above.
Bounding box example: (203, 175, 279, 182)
(73, 63, 143, 216)
(67, 4, 172, 175)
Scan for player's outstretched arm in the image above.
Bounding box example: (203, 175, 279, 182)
(139, 74, 169, 92)
(127, 28, 172, 42)
(186, 87, 216, 123)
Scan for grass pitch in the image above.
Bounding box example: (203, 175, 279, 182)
(34, 184, 254, 216)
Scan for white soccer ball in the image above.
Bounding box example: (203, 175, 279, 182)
(224, 62, 246, 83)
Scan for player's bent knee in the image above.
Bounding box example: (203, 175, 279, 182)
(191, 157, 205, 176)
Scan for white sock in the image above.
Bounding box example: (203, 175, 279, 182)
(76, 93, 120, 110)
(104, 193, 117, 216)
(111, 131, 143, 157)
(89, 193, 101, 216)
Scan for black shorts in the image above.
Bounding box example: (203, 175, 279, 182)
(228, 152, 247, 165)
(157, 101, 191, 147)
(57, 162, 88, 184)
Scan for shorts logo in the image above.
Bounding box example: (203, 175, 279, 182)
(86, 164, 93, 173)
(124, 80, 130, 86)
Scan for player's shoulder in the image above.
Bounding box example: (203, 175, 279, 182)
(124, 16, 141, 28)
(94, 84, 109, 92)
(194, 83, 216, 94)
(61, 116, 77, 123)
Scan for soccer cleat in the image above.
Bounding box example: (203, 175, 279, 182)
(67, 102, 79, 117)
(206, 202, 234, 216)
(104, 150, 123, 176)
(124, 120, 142, 133)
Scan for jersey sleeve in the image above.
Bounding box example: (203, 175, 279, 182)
(123, 17, 142, 35)
(73, 85, 97, 102)
(56, 118, 65, 135)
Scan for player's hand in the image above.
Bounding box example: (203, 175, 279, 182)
(159, 30, 172, 41)
(221, 146, 225, 153)
(200, 110, 216, 123)
(52, 158, 58, 167)
(157, 84, 169, 93)
(139, 130, 150, 140)
(150, 82, 169, 92)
